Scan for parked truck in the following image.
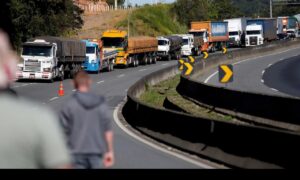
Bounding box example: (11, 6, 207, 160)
(82, 39, 117, 73)
(189, 21, 229, 53)
(175, 34, 203, 56)
(101, 30, 158, 67)
(157, 35, 182, 61)
(277, 16, 298, 39)
(17, 36, 86, 82)
(245, 18, 277, 47)
(224, 18, 249, 47)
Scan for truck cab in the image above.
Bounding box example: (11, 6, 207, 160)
(101, 30, 128, 66)
(179, 35, 194, 56)
(228, 28, 241, 47)
(157, 37, 171, 59)
(18, 39, 58, 81)
(82, 40, 101, 73)
(246, 24, 263, 46)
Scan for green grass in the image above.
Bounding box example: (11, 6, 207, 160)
(140, 75, 234, 121)
(116, 4, 187, 37)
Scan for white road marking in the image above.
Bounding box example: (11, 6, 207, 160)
(162, 63, 169, 66)
(21, 84, 29, 87)
(262, 70, 265, 75)
(72, 89, 76, 92)
(118, 74, 125, 78)
(261, 79, 265, 83)
(271, 88, 279, 92)
(125, 89, 128, 92)
(113, 101, 215, 169)
(49, 97, 59, 102)
(204, 71, 218, 84)
(139, 69, 147, 72)
(268, 63, 273, 67)
(12, 85, 20, 88)
(97, 80, 105, 84)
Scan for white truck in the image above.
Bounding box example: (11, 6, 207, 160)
(157, 36, 182, 61)
(175, 34, 202, 56)
(17, 36, 86, 82)
(246, 19, 277, 47)
(224, 18, 249, 47)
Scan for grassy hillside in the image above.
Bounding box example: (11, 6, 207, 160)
(116, 4, 187, 37)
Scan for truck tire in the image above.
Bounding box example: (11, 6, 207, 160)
(152, 56, 157, 64)
(110, 62, 114, 71)
(135, 59, 139, 67)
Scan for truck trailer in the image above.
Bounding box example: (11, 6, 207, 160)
(17, 36, 86, 82)
(246, 18, 277, 46)
(82, 39, 117, 73)
(277, 16, 298, 39)
(157, 35, 182, 61)
(189, 21, 229, 52)
(224, 18, 249, 47)
(101, 30, 158, 67)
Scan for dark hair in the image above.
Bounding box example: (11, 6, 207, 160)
(73, 71, 91, 89)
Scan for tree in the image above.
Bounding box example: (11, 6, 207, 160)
(0, 0, 83, 50)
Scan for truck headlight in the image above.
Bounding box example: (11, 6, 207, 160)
(43, 68, 51, 72)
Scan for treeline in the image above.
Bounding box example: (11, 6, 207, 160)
(0, 0, 84, 50)
(172, 0, 300, 27)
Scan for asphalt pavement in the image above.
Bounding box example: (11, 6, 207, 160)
(12, 61, 204, 169)
(197, 46, 300, 97)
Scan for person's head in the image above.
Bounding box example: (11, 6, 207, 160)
(0, 30, 18, 89)
(73, 71, 92, 92)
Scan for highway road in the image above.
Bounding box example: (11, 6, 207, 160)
(263, 54, 300, 98)
(198, 45, 300, 97)
(12, 61, 210, 169)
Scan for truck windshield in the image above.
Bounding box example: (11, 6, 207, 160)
(229, 31, 239, 36)
(86, 47, 96, 54)
(22, 46, 52, 57)
(158, 40, 168, 45)
(189, 32, 204, 37)
(102, 38, 124, 48)
(182, 39, 189, 45)
(247, 31, 261, 35)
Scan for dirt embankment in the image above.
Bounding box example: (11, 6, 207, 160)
(75, 10, 129, 39)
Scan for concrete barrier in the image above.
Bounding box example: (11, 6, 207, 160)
(122, 39, 300, 168)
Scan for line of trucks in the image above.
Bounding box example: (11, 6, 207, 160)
(16, 15, 300, 82)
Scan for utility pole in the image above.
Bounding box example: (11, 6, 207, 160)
(115, 0, 118, 10)
(128, 0, 130, 37)
(270, 0, 273, 18)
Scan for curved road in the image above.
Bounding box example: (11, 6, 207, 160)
(198, 45, 300, 97)
(263, 55, 300, 98)
(12, 61, 208, 169)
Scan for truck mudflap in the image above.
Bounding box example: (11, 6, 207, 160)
(16, 72, 54, 80)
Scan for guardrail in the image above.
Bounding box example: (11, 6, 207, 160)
(122, 39, 300, 168)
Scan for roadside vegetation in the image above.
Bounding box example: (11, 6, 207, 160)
(116, 4, 187, 37)
(140, 75, 234, 121)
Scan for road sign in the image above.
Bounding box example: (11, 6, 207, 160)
(222, 47, 227, 54)
(179, 58, 194, 76)
(184, 62, 193, 76)
(178, 59, 185, 71)
(219, 64, 233, 83)
(188, 56, 195, 63)
(203, 52, 209, 59)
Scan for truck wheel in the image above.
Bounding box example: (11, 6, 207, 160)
(136, 59, 139, 67)
(152, 57, 157, 64)
(110, 63, 114, 71)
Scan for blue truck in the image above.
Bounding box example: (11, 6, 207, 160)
(82, 39, 118, 73)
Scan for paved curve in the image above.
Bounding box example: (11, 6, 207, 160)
(13, 61, 206, 169)
(263, 55, 300, 98)
(197, 45, 300, 97)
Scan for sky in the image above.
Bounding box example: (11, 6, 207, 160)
(126, 0, 175, 6)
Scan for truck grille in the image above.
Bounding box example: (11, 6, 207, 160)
(24, 60, 41, 72)
(250, 37, 258, 45)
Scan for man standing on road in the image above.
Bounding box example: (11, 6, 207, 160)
(0, 30, 72, 169)
(59, 71, 114, 169)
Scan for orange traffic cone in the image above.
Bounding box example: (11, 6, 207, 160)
(58, 81, 65, 97)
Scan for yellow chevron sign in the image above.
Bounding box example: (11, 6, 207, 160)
(184, 62, 193, 76)
(179, 59, 185, 71)
(222, 47, 227, 54)
(219, 64, 233, 83)
(203, 52, 209, 59)
(188, 56, 195, 63)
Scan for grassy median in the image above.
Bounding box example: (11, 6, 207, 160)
(140, 75, 234, 121)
